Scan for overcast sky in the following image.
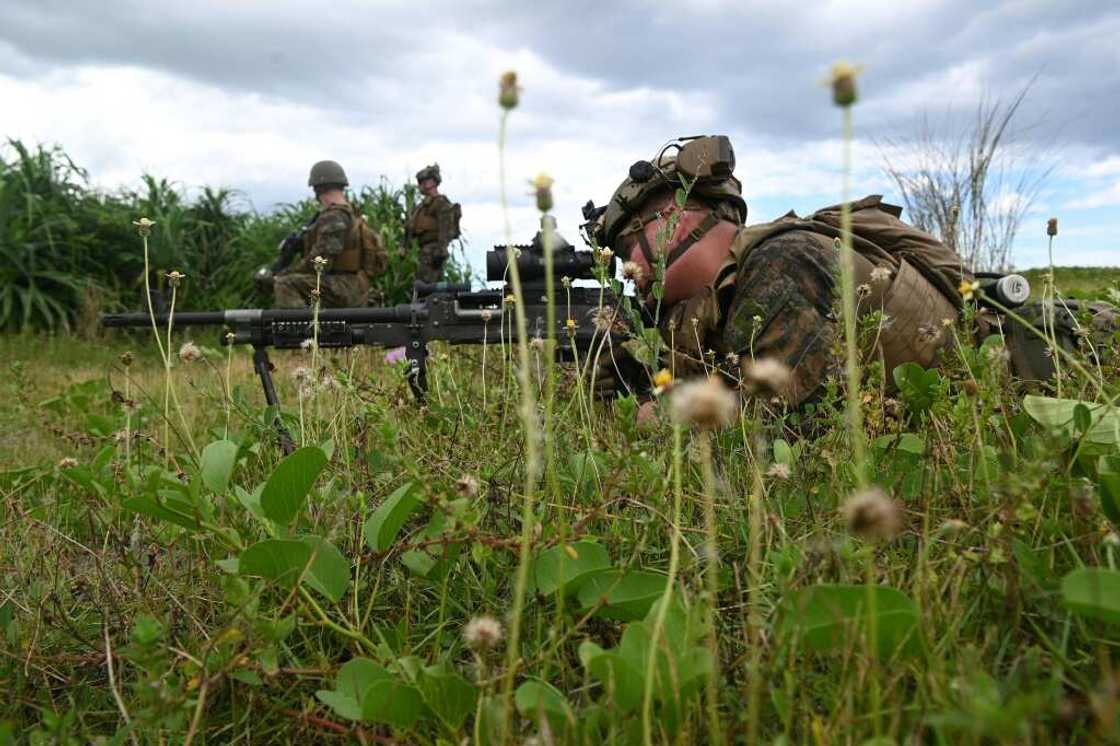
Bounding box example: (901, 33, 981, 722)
(3, 0, 1118, 274)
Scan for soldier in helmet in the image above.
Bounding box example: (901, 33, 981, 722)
(272, 160, 387, 308)
(404, 164, 461, 283)
(589, 136, 971, 404)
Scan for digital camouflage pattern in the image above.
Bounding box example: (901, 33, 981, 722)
(407, 194, 458, 283)
(274, 202, 369, 308)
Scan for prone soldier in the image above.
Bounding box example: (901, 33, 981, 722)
(405, 164, 461, 283)
(272, 160, 388, 308)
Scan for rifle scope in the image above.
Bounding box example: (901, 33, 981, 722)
(486, 245, 613, 283)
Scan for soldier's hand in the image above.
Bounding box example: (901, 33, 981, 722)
(590, 344, 649, 399)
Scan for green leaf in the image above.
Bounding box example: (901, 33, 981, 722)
(773, 439, 794, 467)
(1073, 403, 1094, 436)
(892, 362, 941, 414)
(363, 483, 421, 552)
(239, 536, 350, 603)
(578, 641, 645, 713)
(779, 584, 924, 660)
(200, 439, 238, 494)
(873, 433, 925, 456)
(1023, 396, 1120, 449)
(1099, 457, 1120, 529)
(417, 665, 477, 731)
(260, 446, 328, 525)
(515, 679, 574, 729)
(576, 570, 669, 621)
(121, 495, 201, 531)
(316, 658, 391, 722)
(361, 680, 425, 728)
(530, 541, 611, 597)
(1062, 568, 1120, 626)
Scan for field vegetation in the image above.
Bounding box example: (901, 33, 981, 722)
(1, 72, 1120, 746)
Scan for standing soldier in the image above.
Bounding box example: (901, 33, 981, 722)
(404, 164, 461, 283)
(273, 160, 388, 308)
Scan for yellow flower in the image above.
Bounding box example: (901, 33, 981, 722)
(652, 369, 673, 395)
(565, 318, 577, 334)
(959, 279, 981, 301)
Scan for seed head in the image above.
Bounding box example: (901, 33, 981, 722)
(766, 463, 791, 480)
(826, 60, 864, 107)
(870, 266, 892, 284)
(300, 338, 317, 353)
(1047, 217, 1058, 237)
(669, 376, 739, 430)
(856, 283, 871, 299)
(498, 71, 520, 109)
(166, 270, 186, 287)
(742, 358, 792, 397)
(622, 261, 644, 283)
(313, 255, 329, 271)
(132, 217, 156, 236)
(504, 294, 516, 306)
(560, 276, 571, 289)
(58, 457, 79, 470)
(529, 336, 545, 351)
(178, 341, 203, 363)
(480, 309, 493, 323)
(591, 307, 622, 333)
(841, 487, 904, 542)
(119, 351, 134, 367)
(455, 475, 480, 498)
(530, 173, 554, 213)
(464, 615, 504, 651)
(596, 247, 613, 265)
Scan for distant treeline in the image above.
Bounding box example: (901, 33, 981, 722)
(0, 140, 470, 333)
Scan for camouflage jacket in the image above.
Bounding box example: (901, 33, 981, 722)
(406, 194, 456, 247)
(295, 202, 363, 274)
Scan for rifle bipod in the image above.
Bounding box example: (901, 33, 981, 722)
(251, 346, 296, 456)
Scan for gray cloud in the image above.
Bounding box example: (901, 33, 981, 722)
(3, 0, 1117, 151)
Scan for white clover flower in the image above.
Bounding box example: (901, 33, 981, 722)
(464, 615, 504, 651)
(841, 488, 904, 542)
(670, 376, 739, 430)
(622, 261, 644, 282)
(178, 341, 203, 363)
(766, 463, 791, 480)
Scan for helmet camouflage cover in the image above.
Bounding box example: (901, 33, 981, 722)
(308, 160, 349, 188)
(591, 135, 747, 249)
(416, 164, 442, 186)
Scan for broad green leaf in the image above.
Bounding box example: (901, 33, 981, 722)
(239, 536, 349, 603)
(773, 439, 794, 467)
(873, 433, 925, 456)
(316, 659, 391, 722)
(893, 362, 941, 414)
(122, 495, 201, 531)
(515, 679, 574, 729)
(200, 439, 238, 493)
(577, 570, 669, 621)
(361, 680, 425, 728)
(779, 584, 924, 660)
(530, 541, 611, 597)
(1062, 568, 1120, 626)
(364, 483, 421, 552)
(260, 446, 328, 525)
(417, 665, 477, 731)
(1099, 456, 1120, 529)
(578, 641, 644, 713)
(1023, 396, 1120, 449)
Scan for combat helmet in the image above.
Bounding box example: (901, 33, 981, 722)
(416, 164, 442, 186)
(308, 160, 349, 188)
(583, 136, 747, 250)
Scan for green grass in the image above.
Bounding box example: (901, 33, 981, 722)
(1019, 266, 1120, 301)
(1, 292, 1118, 743)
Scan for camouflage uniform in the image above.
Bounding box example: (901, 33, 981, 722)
(274, 202, 369, 308)
(659, 198, 965, 405)
(406, 194, 457, 283)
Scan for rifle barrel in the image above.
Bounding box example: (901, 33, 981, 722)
(101, 305, 423, 330)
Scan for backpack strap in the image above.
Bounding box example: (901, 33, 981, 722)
(664, 212, 720, 268)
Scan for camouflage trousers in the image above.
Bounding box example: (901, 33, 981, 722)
(416, 242, 449, 284)
(713, 229, 955, 404)
(273, 272, 369, 308)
